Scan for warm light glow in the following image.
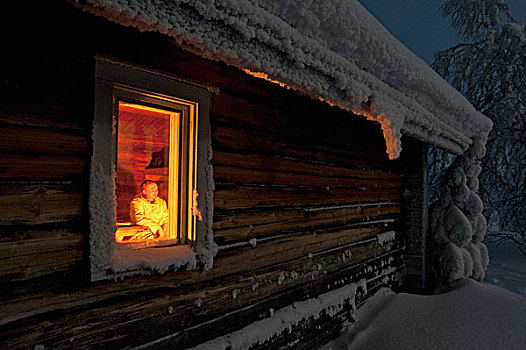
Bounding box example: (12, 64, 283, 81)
(242, 69, 291, 89)
(243, 70, 400, 159)
(317, 96, 337, 107)
(350, 109, 400, 160)
(114, 93, 199, 245)
(317, 96, 400, 159)
(168, 111, 181, 240)
(192, 189, 203, 222)
(119, 103, 171, 116)
(115, 102, 173, 243)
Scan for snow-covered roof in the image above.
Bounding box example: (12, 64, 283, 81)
(76, 0, 493, 158)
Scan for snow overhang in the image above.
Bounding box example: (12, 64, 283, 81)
(73, 0, 493, 158)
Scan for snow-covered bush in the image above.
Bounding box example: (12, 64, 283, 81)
(429, 141, 490, 285)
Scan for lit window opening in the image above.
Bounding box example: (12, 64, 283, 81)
(113, 85, 198, 246)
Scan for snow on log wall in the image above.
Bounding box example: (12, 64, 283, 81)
(188, 280, 368, 350)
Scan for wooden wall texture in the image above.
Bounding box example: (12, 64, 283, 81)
(0, 2, 412, 349)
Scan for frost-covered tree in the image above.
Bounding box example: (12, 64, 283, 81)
(431, 0, 526, 255)
(429, 140, 490, 285)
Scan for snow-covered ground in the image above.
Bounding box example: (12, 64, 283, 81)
(485, 239, 526, 298)
(322, 240, 526, 349)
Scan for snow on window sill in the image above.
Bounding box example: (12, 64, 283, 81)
(93, 245, 197, 281)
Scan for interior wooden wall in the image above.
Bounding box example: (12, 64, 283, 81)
(115, 107, 171, 222)
(0, 2, 411, 349)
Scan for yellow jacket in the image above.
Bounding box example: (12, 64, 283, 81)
(130, 194, 169, 235)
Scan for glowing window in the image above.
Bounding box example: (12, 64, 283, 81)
(90, 58, 212, 281)
(114, 85, 198, 246)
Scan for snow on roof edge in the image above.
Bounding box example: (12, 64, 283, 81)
(74, 0, 493, 157)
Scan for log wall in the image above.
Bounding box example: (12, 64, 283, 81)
(0, 2, 415, 349)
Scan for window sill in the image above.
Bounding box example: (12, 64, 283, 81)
(115, 238, 180, 250)
(93, 245, 197, 281)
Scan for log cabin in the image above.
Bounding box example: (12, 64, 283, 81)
(1, 0, 492, 349)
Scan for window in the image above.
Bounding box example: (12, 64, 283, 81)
(114, 86, 198, 246)
(90, 58, 212, 281)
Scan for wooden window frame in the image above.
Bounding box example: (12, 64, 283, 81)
(89, 57, 212, 281)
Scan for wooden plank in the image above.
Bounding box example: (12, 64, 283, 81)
(213, 152, 400, 188)
(0, 184, 83, 226)
(0, 238, 403, 349)
(0, 230, 84, 282)
(208, 221, 400, 279)
(0, 229, 83, 260)
(211, 93, 387, 158)
(0, 226, 403, 324)
(212, 125, 392, 170)
(212, 92, 281, 130)
(0, 126, 87, 155)
(214, 185, 400, 211)
(213, 151, 400, 182)
(214, 241, 404, 313)
(154, 263, 404, 350)
(0, 101, 89, 131)
(0, 154, 86, 180)
(257, 267, 403, 350)
(214, 203, 400, 242)
(214, 164, 398, 188)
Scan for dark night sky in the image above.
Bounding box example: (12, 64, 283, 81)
(358, 0, 526, 63)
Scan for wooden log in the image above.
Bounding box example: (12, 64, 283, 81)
(0, 227, 401, 326)
(213, 151, 400, 183)
(214, 203, 400, 230)
(212, 92, 282, 130)
(160, 265, 404, 350)
(246, 277, 395, 350)
(0, 126, 87, 155)
(213, 164, 399, 188)
(0, 238, 403, 349)
(0, 155, 86, 180)
(215, 242, 404, 311)
(214, 203, 400, 242)
(212, 152, 400, 188)
(131, 251, 404, 349)
(0, 230, 84, 282)
(0, 101, 89, 131)
(250, 266, 403, 350)
(208, 221, 400, 279)
(0, 228, 84, 259)
(0, 184, 83, 226)
(212, 125, 392, 170)
(212, 93, 388, 158)
(214, 185, 400, 211)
